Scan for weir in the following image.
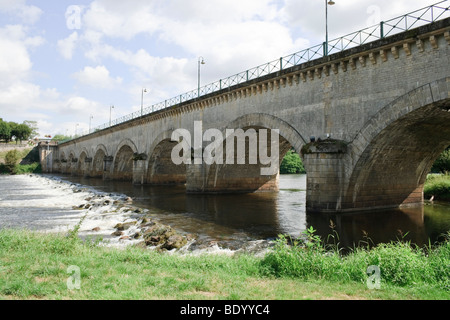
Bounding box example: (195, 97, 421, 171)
(40, 5, 450, 213)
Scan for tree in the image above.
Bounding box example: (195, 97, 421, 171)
(12, 123, 32, 143)
(0, 120, 11, 142)
(23, 120, 39, 138)
(280, 149, 306, 174)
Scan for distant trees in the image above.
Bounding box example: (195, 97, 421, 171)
(51, 134, 72, 142)
(431, 147, 450, 173)
(0, 118, 36, 143)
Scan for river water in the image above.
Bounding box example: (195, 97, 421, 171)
(0, 174, 449, 253)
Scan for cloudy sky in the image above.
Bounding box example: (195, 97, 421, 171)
(0, 0, 443, 137)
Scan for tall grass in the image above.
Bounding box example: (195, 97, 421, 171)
(424, 173, 450, 201)
(260, 228, 450, 290)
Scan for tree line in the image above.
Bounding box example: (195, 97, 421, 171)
(0, 119, 38, 144)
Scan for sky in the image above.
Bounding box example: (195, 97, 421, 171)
(0, 0, 444, 138)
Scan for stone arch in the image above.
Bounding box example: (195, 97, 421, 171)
(147, 130, 186, 185)
(92, 144, 108, 178)
(187, 113, 307, 193)
(343, 78, 450, 210)
(114, 138, 138, 157)
(227, 113, 307, 155)
(112, 139, 138, 181)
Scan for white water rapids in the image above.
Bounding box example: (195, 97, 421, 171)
(0, 174, 269, 255)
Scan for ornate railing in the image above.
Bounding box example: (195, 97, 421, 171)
(70, 1, 449, 141)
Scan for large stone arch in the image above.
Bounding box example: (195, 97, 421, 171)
(147, 130, 186, 185)
(112, 139, 138, 181)
(186, 113, 307, 193)
(342, 78, 450, 211)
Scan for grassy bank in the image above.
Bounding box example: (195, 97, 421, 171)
(425, 174, 450, 201)
(0, 147, 41, 175)
(0, 228, 449, 300)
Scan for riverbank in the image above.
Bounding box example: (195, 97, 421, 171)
(0, 228, 448, 300)
(425, 173, 450, 201)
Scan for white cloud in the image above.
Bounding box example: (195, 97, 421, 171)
(73, 65, 123, 89)
(0, 0, 43, 24)
(82, 0, 160, 40)
(0, 25, 44, 84)
(57, 31, 79, 60)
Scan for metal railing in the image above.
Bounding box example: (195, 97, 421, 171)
(70, 1, 449, 141)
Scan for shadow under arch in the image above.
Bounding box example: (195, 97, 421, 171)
(146, 129, 186, 185)
(112, 139, 139, 181)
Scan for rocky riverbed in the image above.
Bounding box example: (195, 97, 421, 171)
(69, 184, 196, 251)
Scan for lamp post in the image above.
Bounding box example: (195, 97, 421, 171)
(89, 115, 93, 134)
(75, 123, 79, 137)
(109, 105, 114, 127)
(325, 0, 335, 56)
(141, 88, 147, 116)
(198, 56, 205, 97)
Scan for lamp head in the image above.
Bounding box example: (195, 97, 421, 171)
(328, 1, 335, 5)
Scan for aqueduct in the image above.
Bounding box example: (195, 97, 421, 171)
(40, 16, 450, 213)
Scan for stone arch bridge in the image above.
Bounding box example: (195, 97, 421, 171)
(40, 19, 450, 213)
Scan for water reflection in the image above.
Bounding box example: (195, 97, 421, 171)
(47, 174, 450, 248)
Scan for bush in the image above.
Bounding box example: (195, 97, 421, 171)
(4, 150, 20, 168)
(13, 163, 42, 174)
(280, 149, 305, 174)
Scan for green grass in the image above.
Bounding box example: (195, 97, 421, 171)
(425, 174, 450, 201)
(0, 227, 449, 300)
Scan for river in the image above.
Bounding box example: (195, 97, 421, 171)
(0, 174, 449, 253)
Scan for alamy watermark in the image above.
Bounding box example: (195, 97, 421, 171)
(366, 265, 381, 290)
(171, 121, 280, 176)
(65, 5, 82, 30)
(67, 265, 81, 290)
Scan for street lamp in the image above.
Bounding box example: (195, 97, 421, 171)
(325, 0, 335, 56)
(141, 88, 147, 116)
(89, 115, 93, 134)
(109, 105, 114, 127)
(75, 123, 79, 137)
(198, 56, 205, 97)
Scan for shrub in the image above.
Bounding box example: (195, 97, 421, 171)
(280, 149, 305, 174)
(4, 150, 20, 168)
